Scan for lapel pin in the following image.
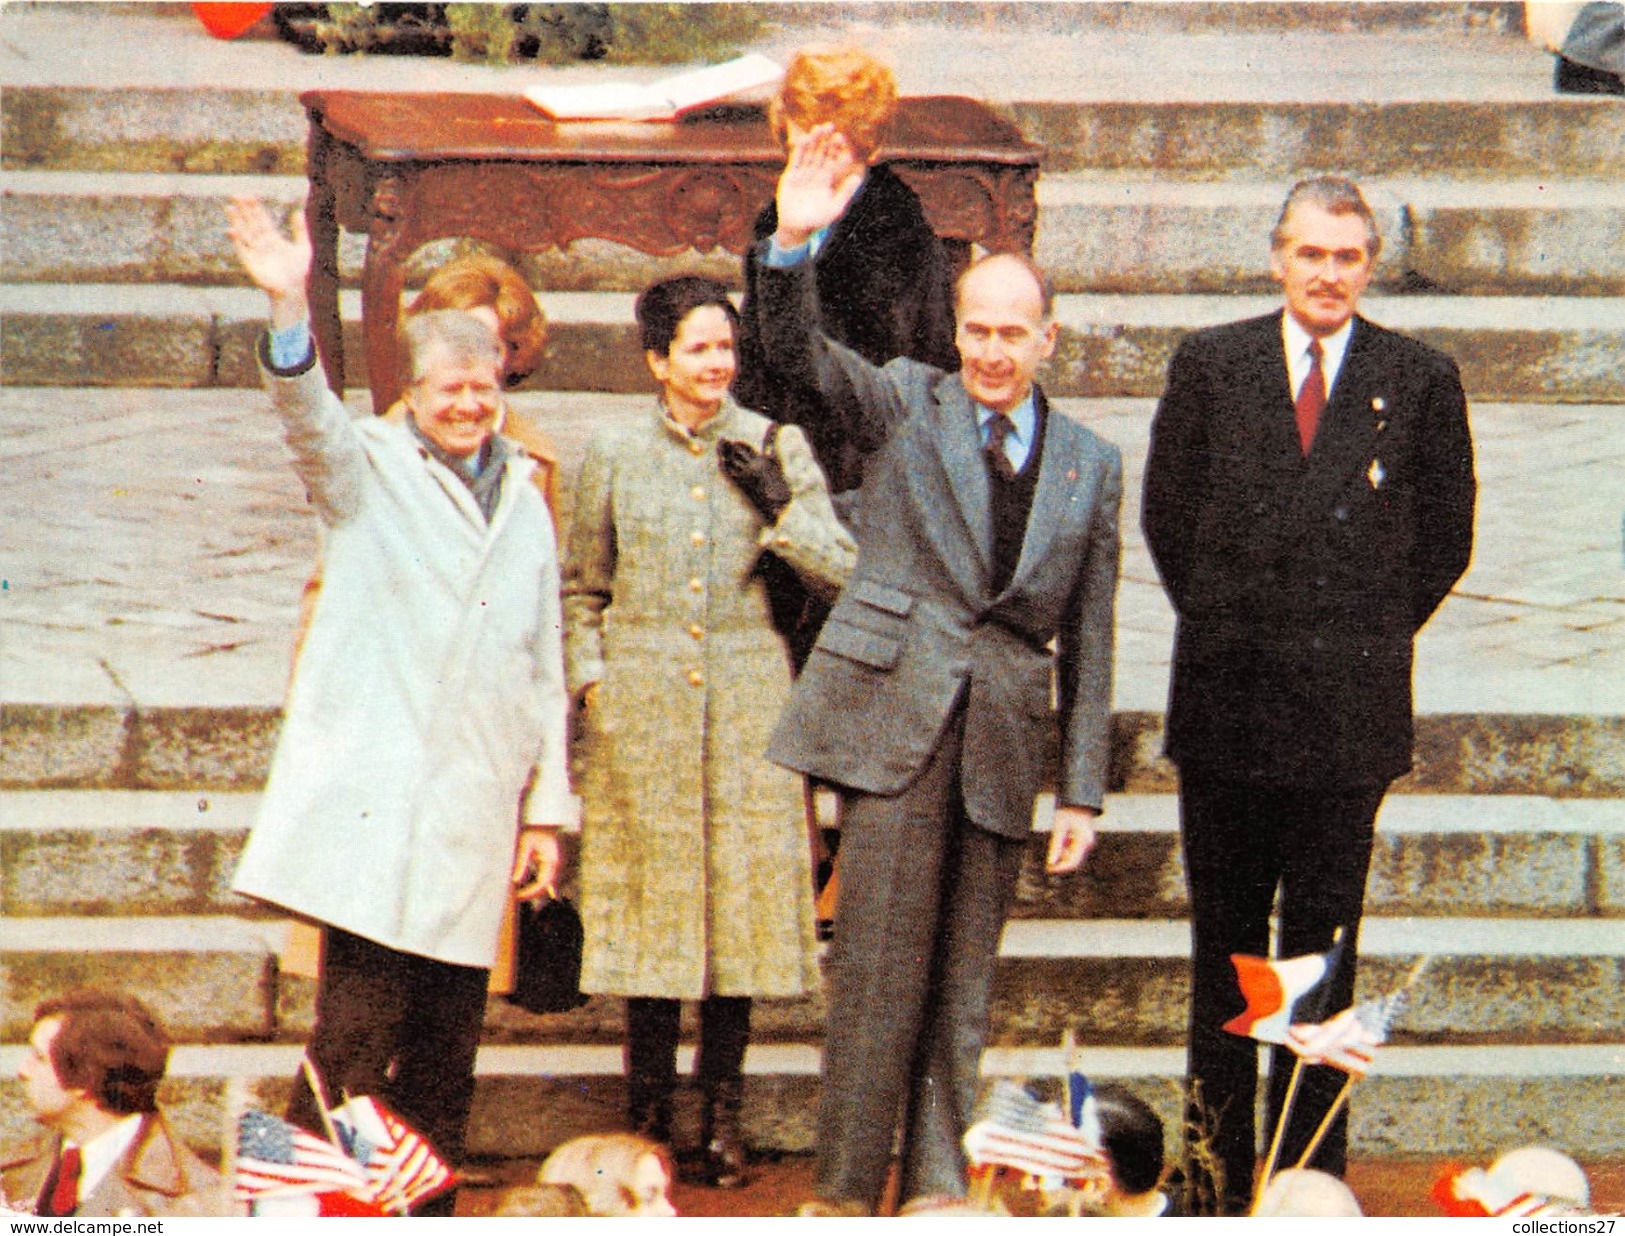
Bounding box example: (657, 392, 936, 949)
(1371, 396, 1386, 412)
(1368, 458, 1386, 490)
(1067, 468, 1078, 482)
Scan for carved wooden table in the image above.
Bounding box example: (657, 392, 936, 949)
(300, 90, 1043, 410)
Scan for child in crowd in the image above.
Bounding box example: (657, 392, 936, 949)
(537, 1134, 677, 1217)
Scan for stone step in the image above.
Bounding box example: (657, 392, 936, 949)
(5, 691, 1624, 796)
(0, 1040, 1619, 1162)
(7, 282, 1625, 404)
(5, 8, 1603, 183)
(1, 1028, 1620, 1159)
(5, 791, 1622, 921)
(8, 169, 1624, 296)
(4, 913, 1621, 1052)
(13, 85, 1613, 180)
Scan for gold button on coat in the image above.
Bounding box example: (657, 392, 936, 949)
(689, 624, 704, 640)
(688, 577, 703, 592)
(687, 669, 705, 687)
(691, 485, 706, 501)
(692, 530, 706, 546)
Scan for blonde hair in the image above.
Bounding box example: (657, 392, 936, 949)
(410, 253, 548, 385)
(537, 1133, 672, 1217)
(769, 45, 898, 163)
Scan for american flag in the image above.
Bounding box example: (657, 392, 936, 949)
(331, 1095, 454, 1214)
(963, 1080, 1106, 1181)
(1287, 986, 1409, 1078)
(233, 1108, 375, 1204)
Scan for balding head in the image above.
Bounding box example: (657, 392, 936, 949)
(1254, 1169, 1363, 1217)
(952, 253, 1059, 414)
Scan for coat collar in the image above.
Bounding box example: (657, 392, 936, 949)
(656, 396, 752, 448)
(0, 1115, 189, 1211)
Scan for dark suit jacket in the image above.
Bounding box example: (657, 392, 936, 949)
(754, 257, 1122, 839)
(735, 163, 959, 497)
(1142, 310, 1476, 788)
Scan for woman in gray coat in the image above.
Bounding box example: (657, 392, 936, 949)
(562, 277, 854, 1187)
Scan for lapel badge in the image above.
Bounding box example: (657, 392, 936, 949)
(1368, 458, 1386, 490)
(1067, 468, 1078, 482)
(1371, 396, 1386, 412)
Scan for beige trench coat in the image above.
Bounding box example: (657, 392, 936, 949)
(563, 399, 855, 999)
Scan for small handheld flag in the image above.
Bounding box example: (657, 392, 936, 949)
(963, 1080, 1106, 1182)
(331, 1095, 455, 1215)
(1223, 932, 1348, 1044)
(233, 1108, 377, 1209)
(1432, 1164, 1578, 1218)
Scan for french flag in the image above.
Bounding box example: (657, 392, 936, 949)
(1221, 932, 1347, 1045)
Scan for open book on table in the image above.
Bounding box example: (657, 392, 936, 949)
(523, 53, 783, 121)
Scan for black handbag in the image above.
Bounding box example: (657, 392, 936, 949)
(753, 423, 825, 674)
(505, 896, 589, 1014)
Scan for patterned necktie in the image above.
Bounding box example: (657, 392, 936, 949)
(41, 1145, 82, 1217)
(1296, 338, 1326, 455)
(984, 413, 1018, 480)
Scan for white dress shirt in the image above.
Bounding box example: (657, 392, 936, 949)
(1282, 312, 1354, 405)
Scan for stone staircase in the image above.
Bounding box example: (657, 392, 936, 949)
(3, 0, 1623, 1173)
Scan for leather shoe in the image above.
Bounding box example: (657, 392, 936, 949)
(1555, 54, 1625, 94)
(791, 1198, 869, 1217)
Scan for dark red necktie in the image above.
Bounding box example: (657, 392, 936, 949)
(41, 1145, 82, 1216)
(1296, 338, 1326, 455)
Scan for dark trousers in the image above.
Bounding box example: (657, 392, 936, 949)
(625, 995, 753, 1114)
(288, 926, 489, 1216)
(815, 707, 1027, 1213)
(1179, 776, 1386, 1214)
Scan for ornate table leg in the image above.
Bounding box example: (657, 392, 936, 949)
(303, 112, 346, 396)
(359, 171, 414, 414)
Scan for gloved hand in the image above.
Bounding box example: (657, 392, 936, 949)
(718, 437, 792, 522)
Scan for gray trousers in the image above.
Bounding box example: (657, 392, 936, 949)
(814, 705, 1027, 1212)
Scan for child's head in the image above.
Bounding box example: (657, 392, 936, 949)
(1093, 1083, 1167, 1203)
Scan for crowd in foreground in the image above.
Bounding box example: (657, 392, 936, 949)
(5, 28, 1616, 1220)
(0, 987, 1610, 1217)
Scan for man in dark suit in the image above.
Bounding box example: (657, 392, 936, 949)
(752, 124, 1122, 1214)
(1142, 177, 1476, 1214)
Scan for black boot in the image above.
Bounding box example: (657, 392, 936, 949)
(693, 1077, 752, 1188)
(625, 998, 679, 1145)
(685, 995, 753, 1188)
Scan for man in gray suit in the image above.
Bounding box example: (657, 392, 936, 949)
(751, 124, 1122, 1214)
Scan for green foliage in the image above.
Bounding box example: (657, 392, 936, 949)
(273, 4, 768, 64)
(597, 4, 768, 64)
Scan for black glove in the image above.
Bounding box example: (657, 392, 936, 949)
(718, 437, 792, 522)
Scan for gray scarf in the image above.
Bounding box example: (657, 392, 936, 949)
(407, 417, 512, 522)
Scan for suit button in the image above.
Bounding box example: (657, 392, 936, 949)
(689, 624, 704, 640)
(691, 530, 706, 546)
(1316, 575, 1328, 587)
(1334, 505, 1349, 522)
(687, 669, 705, 687)
(1255, 502, 1267, 515)
(689, 577, 703, 592)
(1312, 638, 1326, 651)
(691, 485, 706, 501)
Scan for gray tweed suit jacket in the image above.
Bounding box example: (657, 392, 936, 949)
(755, 258, 1122, 839)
